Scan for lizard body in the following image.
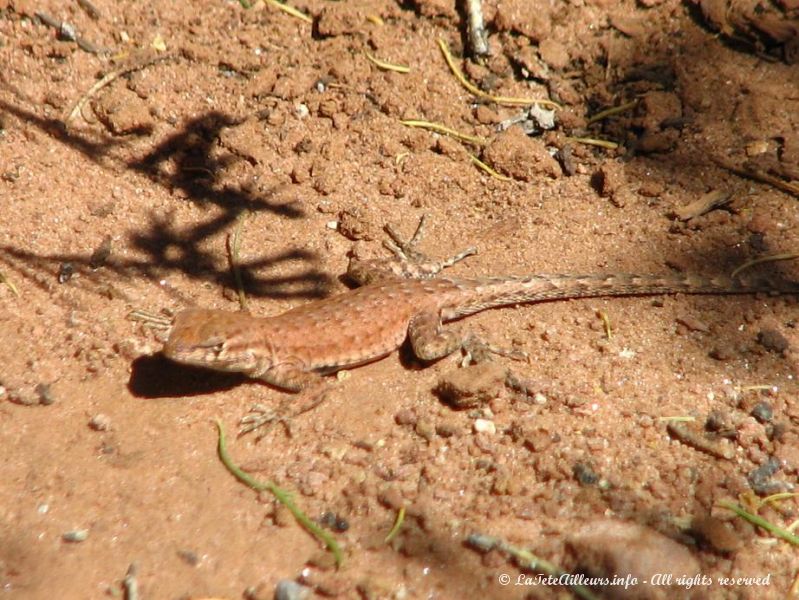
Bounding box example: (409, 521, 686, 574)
(163, 269, 794, 391)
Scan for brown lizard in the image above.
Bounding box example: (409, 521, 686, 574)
(159, 217, 797, 431)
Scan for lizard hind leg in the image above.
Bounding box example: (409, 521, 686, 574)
(384, 214, 477, 279)
(409, 311, 529, 366)
(460, 335, 529, 366)
(348, 215, 477, 285)
(408, 310, 464, 361)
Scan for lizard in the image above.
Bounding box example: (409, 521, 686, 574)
(158, 217, 798, 433)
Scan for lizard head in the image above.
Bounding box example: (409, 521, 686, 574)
(163, 308, 264, 374)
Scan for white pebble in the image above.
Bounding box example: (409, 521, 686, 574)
(473, 419, 496, 435)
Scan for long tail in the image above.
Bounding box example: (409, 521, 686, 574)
(443, 272, 799, 319)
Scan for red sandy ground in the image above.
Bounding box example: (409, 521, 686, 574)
(1, 0, 798, 598)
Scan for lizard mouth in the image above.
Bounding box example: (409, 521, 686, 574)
(313, 351, 393, 374)
(166, 353, 260, 376)
(163, 339, 259, 374)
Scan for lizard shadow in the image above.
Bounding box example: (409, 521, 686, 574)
(128, 354, 250, 399)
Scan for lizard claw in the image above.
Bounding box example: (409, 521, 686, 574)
(384, 213, 428, 258)
(238, 384, 330, 438)
(238, 403, 291, 438)
(348, 215, 478, 284)
(384, 215, 478, 278)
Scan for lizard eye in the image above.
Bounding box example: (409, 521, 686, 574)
(198, 338, 226, 353)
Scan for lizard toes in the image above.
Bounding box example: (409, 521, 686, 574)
(238, 404, 284, 437)
(462, 337, 528, 366)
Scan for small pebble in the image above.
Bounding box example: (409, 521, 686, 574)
(748, 456, 792, 494)
(775, 440, 799, 473)
(8, 389, 37, 406)
(274, 579, 311, 600)
(521, 428, 556, 453)
(318, 511, 349, 532)
(638, 414, 654, 428)
(573, 462, 599, 485)
(434, 362, 507, 409)
(705, 409, 734, 435)
(89, 413, 111, 431)
(35, 383, 55, 405)
(57, 22, 77, 42)
(57, 262, 74, 284)
(466, 533, 498, 552)
(394, 409, 417, 426)
(709, 346, 733, 361)
(244, 583, 270, 600)
(415, 418, 435, 441)
(676, 314, 710, 333)
(333, 516, 350, 533)
(757, 328, 790, 354)
(351, 439, 375, 451)
(745, 140, 769, 156)
(62, 529, 89, 543)
(176, 549, 199, 566)
(750, 401, 773, 423)
(473, 418, 496, 435)
(435, 421, 459, 437)
(273, 503, 293, 528)
(637, 181, 664, 197)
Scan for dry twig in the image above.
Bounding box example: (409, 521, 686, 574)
(673, 190, 732, 221)
(463, 0, 489, 58)
(64, 53, 173, 126)
(437, 39, 560, 108)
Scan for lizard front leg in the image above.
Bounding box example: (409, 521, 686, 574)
(240, 363, 329, 436)
(251, 360, 325, 392)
